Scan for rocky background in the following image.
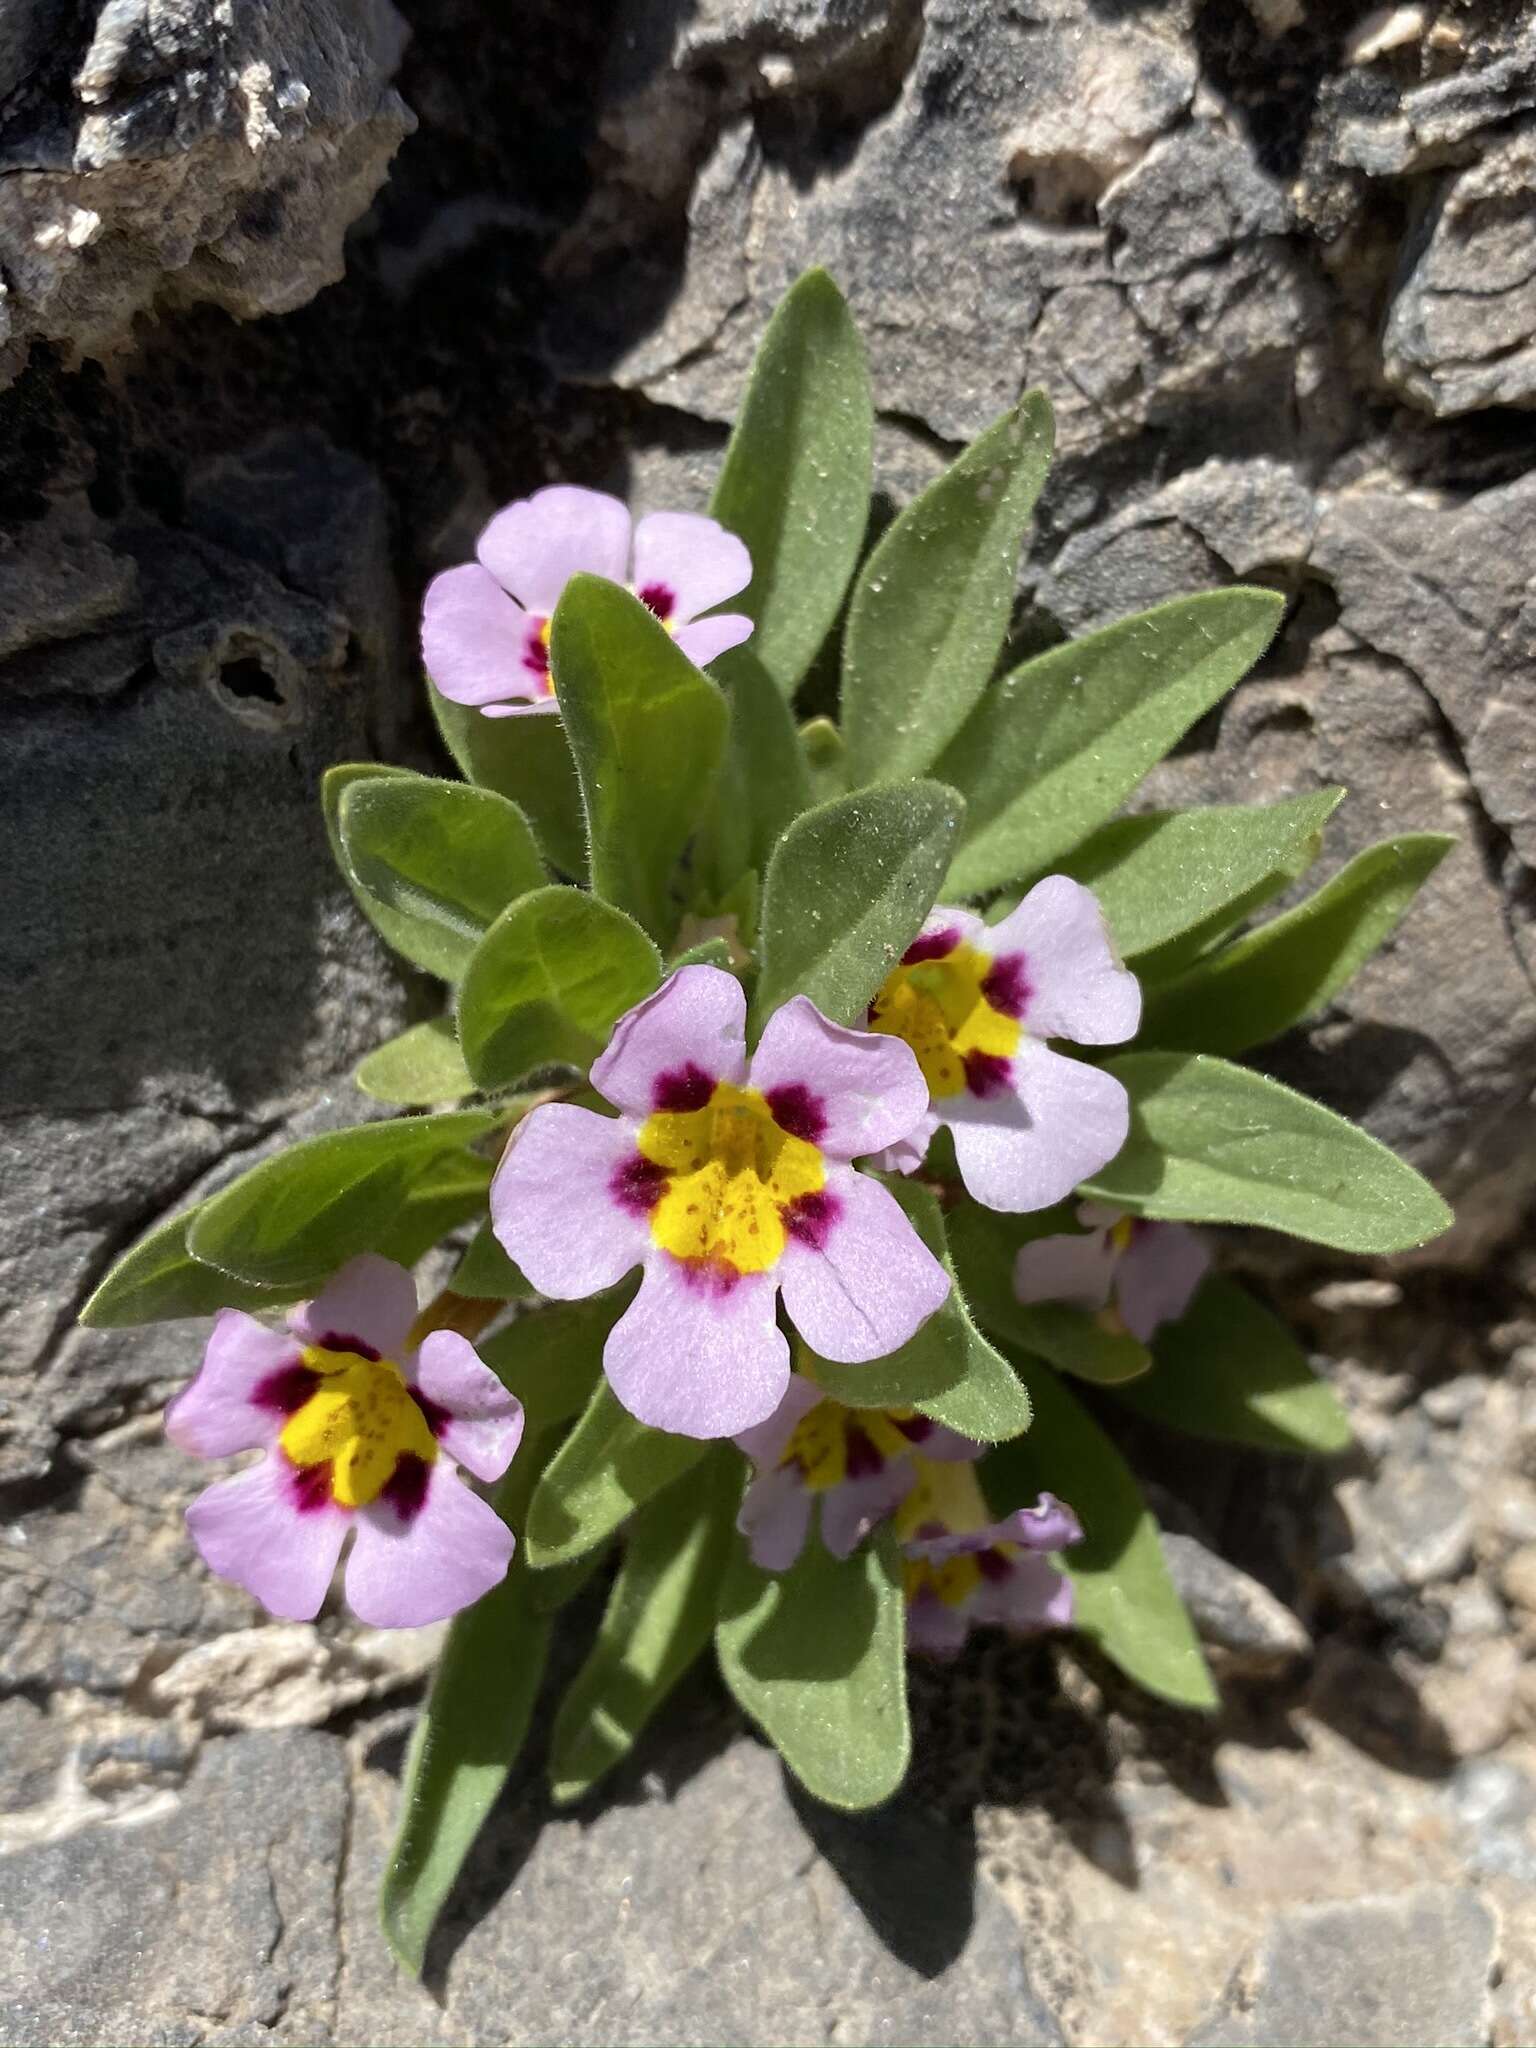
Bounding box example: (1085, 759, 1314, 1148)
(3, 0, 1536, 2041)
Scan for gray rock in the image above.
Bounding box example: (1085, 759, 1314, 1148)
(0, 1729, 348, 2046)
(1160, 1532, 1311, 1674)
(0, 1, 414, 388)
(1328, 1409, 1476, 1604)
(1185, 1885, 1498, 2048)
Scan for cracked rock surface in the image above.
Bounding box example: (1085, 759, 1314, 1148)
(3, 0, 1536, 2042)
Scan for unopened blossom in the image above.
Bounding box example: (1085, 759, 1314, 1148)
(423, 485, 753, 717)
(1013, 1202, 1210, 1342)
(897, 1456, 1082, 1657)
(734, 1371, 979, 1570)
(868, 877, 1141, 1212)
(167, 1255, 523, 1628)
(491, 965, 950, 1438)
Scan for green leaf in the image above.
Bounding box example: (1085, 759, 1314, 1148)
(548, 1448, 739, 1803)
(477, 1292, 624, 1430)
(982, 1362, 1217, 1709)
(1113, 1274, 1352, 1455)
(1139, 834, 1455, 1056)
(186, 1111, 493, 1290)
(323, 764, 440, 970)
(945, 1201, 1151, 1386)
(842, 395, 1054, 785)
(380, 1432, 552, 1976)
(1057, 789, 1344, 961)
(80, 1203, 295, 1328)
(717, 645, 814, 875)
(337, 776, 546, 981)
(807, 1180, 1032, 1441)
(450, 1218, 533, 1301)
(710, 268, 873, 698)
(525, 1380, 706, 1570)
(670, 936, 735, 971)
(356, 1018, 475, 1106)
(716, 1524, 909, 1810)
(374, 1147, 493, 1268)
(456, 885, 661, 1091)
(549, 576, 729, 943)
(430, 682, 587, 881)
(1083, 1053, 1453, 1254)
(938, 589, 1285, 898)
(753, 781, 964, 1028)
(799, 716, 848, 805)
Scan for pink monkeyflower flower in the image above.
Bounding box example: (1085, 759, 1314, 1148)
(490, 965, 950, 1439)
(422, 484, 753, 717)
(166, 1255, 523, 1628)
(867, 876, 1141, 1212)
(1013, 1202, 1211, 1342)
(897, 1456, 1083, 1657)
(733, 1371, 981, 1570)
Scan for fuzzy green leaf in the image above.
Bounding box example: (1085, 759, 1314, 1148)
(983, 1362, 1217, 1709)
(185, 1112, 493, 1291)
(80, 1203, 296, 1328)
(842, 395, 1053, 785)
(799, 716, 848, 805)
(549, 576, 729, 943)
(716, 1524, 909, 1810)
(1083, 1053, 1453, 1254)
(939, 589, 1285, 898)
(450, 1219, 533, 1302)
(456, 885, 661, 1091)
(945, 1201, 1151, 1386)
(1114, 1274, 1353, 1455)
(548, 1448, 739, 1803)
(356, 1018, 475, 1107)
(322, 763, 441, 969)
(753, 781, 963, 1028)
(375, 1147, 493, 1268)
(1140, 833, 1455, 1055)
(807, 1179, 1032, 1440)
(477, 1292, 625, 1431)
(430, 683, 587, 880)
(717, 645, 814, 875)
(710, 268, 873, 698)
(525, 1380, 706, 1570)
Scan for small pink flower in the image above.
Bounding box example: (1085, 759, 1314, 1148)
(166, 1255, 523, 1628)
(489, 966, 950, 1439)
(867, 877, 1141, 1212)
(422, 485, 753, 718)
(1013, 1203, 1210, 1342)
(897, 1457, 1082, 1657)
(734, 1372, 980, 1570)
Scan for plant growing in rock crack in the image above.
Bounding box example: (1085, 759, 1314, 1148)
(82, 268, 1454, 1974)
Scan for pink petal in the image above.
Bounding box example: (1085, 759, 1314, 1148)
(165, 1310, 296, 1458)
(733, 1369, 823, 1468)
(777, 1164, 950, 1366)
(866, 1110, 940, 1177)
(490, 1103, 650, 1299)
(1012, 1225, 1117, 1314)
(819, 1463, 916, 1559)
(974, 1552, 1075, 1633)
(671, 613, 754, 668)
(347, 1462, 514, 1627)
(1116, 1221, 1211, 1342)
(604, 1254, 789, 1438)
(906, 1587, 970, 1657)
(413, 1329, 525, 1483)
(477, 486, 632, 614)
(184, 1456, 348, 1622)
(631, 511, 752, 624)
(738, 1463, 814, 1571)
(987, 876, 1141, 1046)
(422, 564, 542, 708)
(748, 996, 931, 1161)
(590, 964, 747, 1117)
(290, 1255, 418, 1361)
(946, 1043, 1130, 1213)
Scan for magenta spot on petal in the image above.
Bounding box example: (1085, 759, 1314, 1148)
(522, 620, 550, 678)
(844, 1424, 884, 1479)
(901, 927, 961, 966)
(382, 1452, 432, 1524)
(286, 1458, 335, 1515)
(611, 1153, 670, 1217)
(782, 1188, 841, 1250)
(311, 1331, 381, 1362)
(638, 581, 676, 621)
(675, 1256, 741, 1299)
(412, 1389, 452, 1439)
(254, 1361, 321, 1415)
(963, 1050, 1013, 1100)
(654, 1061, 715, 1112)
(893, 1414, 935, 1445)
(764, 1083, 826, 1145)
(981, 952, 1032, 1019)
(977, 1546, 1014, 1583)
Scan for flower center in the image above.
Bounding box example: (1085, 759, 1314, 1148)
(274, 1345, 439, 1510)
(635, 1080, 826, 1275)
(896, 1456, 1011, 1609)
(868, 933, 1025, 1100)
(522, 616, 556, 698)
(781, 1399, 927, 1491)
